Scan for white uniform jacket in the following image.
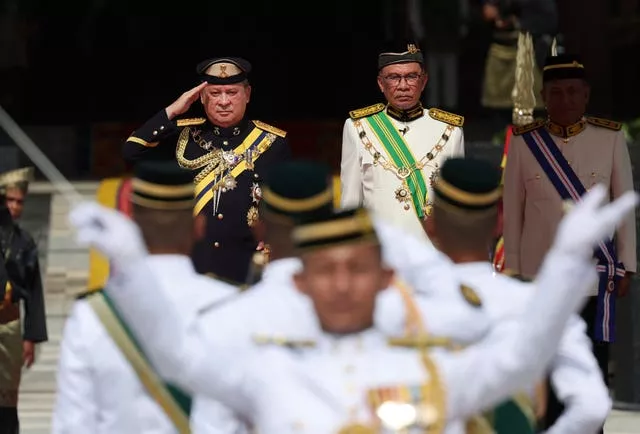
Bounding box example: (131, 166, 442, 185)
(51, 255, 242, 434)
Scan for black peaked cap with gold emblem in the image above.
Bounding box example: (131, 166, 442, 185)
(292, 207, 379, 253)
(131, 160, 195, 210)
(434, 158, 502, 211)
(378, 41, 424, 70)
(543, 54, 586, 83)
(196, 57, 252, 85)
(261, 161, 334, 223)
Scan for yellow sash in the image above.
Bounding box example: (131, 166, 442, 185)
(193, 127, 275, 215)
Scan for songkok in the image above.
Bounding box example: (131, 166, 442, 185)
(261, 161, 334, 223)
(433, 157, 502, 211)
(293, 207, 379, 253)
(0, 167, 34, 192)
(378, 42, 424, 70)
(196, 57, 252, 85)
(542, 54, 586, 82)
(131, 160, 195, 210)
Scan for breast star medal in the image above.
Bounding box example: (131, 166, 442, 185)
(251, 182, 262, 203)
(395, 184, 411, 211)
(246, 206, 259, 227)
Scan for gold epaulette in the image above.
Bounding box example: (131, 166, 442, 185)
(501, 268, 520, 277)
(460, 284, 482, 307)
(586, 116, 622, 131)
(76, 288, 103, 300)
(428, 108, 464, 127)
(501, 270, 532, 282)
(512, 119, 545, 136)
(252, 334, 316, 348)
(349, 103, 385, 120)
(253, 120, 287, 138)
(176, 117, 207, 127)
(387, 335, 454, 349)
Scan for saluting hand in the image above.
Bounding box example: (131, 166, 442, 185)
(165, 82, 208, 120)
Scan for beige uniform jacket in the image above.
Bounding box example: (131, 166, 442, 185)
(503, 118, 637, 283)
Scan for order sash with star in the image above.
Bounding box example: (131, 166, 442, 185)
(520, 125, 624, 342)
(176, 123, 277, 215)
(85, 290, 192, 433)
(365, 112, 430, 219)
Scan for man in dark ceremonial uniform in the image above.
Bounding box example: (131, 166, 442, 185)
(0, 168, 48, 434)
(122, 57, 291, 284)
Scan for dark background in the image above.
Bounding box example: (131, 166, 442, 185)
(5, 0, 640, 126)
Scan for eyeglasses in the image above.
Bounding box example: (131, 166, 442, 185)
(381, 73, 423, 86)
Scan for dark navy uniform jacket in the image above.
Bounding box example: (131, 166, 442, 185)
(122, 108, 291, 284)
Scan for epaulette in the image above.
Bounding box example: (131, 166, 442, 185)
(460, 284, 482, 307)
(586, 116, 622, 131)
(349, 103, 385, 120)
(387, 335, 453, 349)
(176, 117, 207, 127)
(76, 288, 103, 300)
(512, 119, 545, 136)
(253, 120, 287, 138)
(428, 108, 464, 127)
(252, 334, 316, 348)
(501, 269, 532, 282)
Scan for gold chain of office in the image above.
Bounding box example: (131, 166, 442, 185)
(352, 121, 454, 180)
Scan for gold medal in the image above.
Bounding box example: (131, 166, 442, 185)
(337, 423, 376, 434)
(246, 206, 259, 227)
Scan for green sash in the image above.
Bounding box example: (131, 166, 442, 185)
(86, 291, 192, 433)
(486, 395, 537, 434)
(365, 112, 429, 218)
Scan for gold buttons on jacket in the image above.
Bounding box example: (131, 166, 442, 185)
(214, 242, 220, 248)
(223, 140, 229, 146)
(160, 125, 165, 131)
(217, 214, 223, 220)
(152, 130, 158, 135)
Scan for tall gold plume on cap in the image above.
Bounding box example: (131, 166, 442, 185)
(511, 32, 536, 126)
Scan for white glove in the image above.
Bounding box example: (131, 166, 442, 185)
(68, 201, 148, 267)
(553, 185, 639, 257)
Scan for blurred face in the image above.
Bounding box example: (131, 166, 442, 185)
(377, 63, 427, 110)
(5, 187, 25, 220)
(294, 243, 393, 334)
(542, 79, 590, 126)
(200, 83, 251, 127)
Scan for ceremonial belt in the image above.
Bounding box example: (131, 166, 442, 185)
(522, 128, 624, 342)
(194, 127, 274, 215)
(87, 291, 192, 433)
(365, 112, 429, 218)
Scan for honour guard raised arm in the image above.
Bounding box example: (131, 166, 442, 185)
(122, 56, 291, 284)
(421, 157, 610, 433)
(340, 42, 465, 243)
(502, 55, 636, 430)
(0, 167, 47, 433)
(52, 160, 242, 434)
(67, 187, 637, 433)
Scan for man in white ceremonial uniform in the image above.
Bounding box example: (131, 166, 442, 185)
(66, 186, 638, 433)
(340, 42, 465, 242)
(214, 159, 484, 347)
(52, 161, 241, 434)
(502, 54, 637, 433)
(421, 157, 610, 434)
